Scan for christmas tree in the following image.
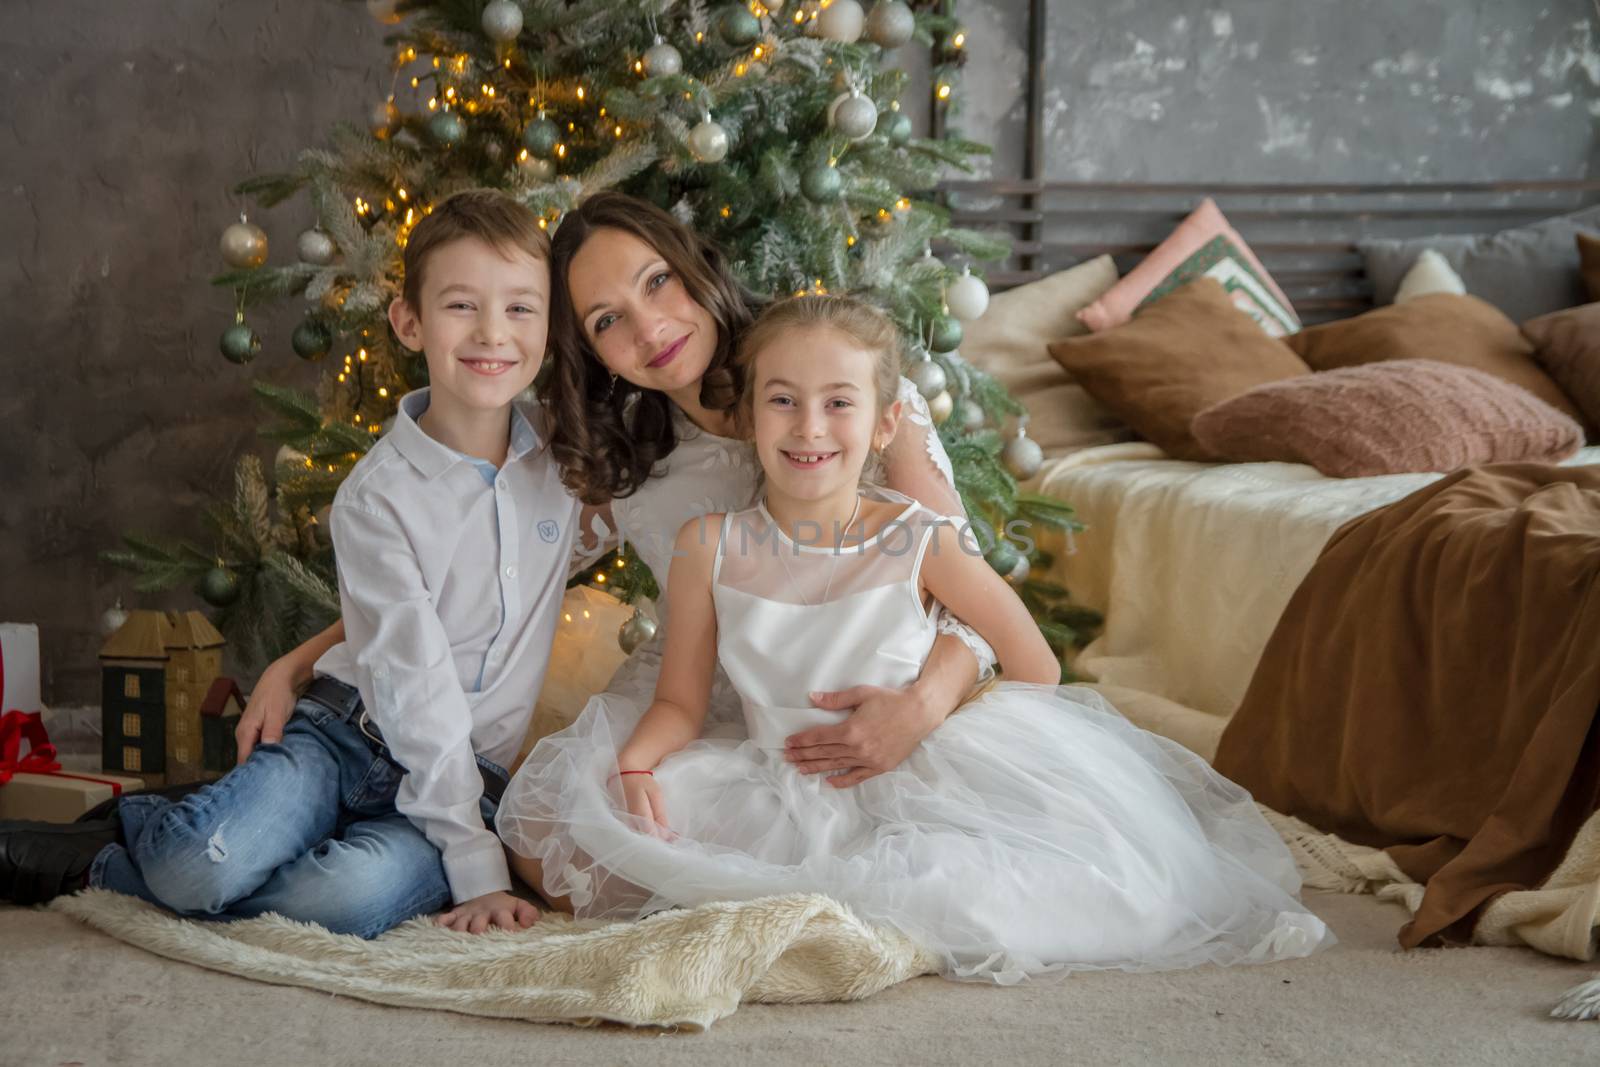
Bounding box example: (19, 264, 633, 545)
(108, 0, 1091, 667)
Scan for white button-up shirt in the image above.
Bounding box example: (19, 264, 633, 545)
(314, 389, 579, 903)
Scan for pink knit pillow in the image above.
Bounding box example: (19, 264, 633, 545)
(1190, 359, 1583, 477)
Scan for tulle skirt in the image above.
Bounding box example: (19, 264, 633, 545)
(497, 679, 1331, 984)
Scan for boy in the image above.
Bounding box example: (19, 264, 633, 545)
(0, 189, 578, 937)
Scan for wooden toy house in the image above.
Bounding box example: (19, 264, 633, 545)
(200, 676, 244, 775)
(100, 609, 227, 784)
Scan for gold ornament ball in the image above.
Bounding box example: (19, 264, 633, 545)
(618, 610, 658, 654)
(220, 220, 268, 269)
(928, 389, 954, 425)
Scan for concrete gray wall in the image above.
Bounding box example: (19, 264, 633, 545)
(3, 0, 1596, 703)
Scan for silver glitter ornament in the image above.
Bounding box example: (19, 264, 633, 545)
(958, 399, 985, 432)
(618, 609, 658, 654)
(481, 0, 523, 42)
(865, 1, 915, 49)
(643, 37, 682, 77)
(907, 357, 947, 398)
(297, 228, 336, 266)
(817, 0, 865, 42)
(828, 90, 878, 141)
(688, 116, 730, 163)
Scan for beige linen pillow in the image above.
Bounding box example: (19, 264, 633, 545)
(958, 255, 1132, 458)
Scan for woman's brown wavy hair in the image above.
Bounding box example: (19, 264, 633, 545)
(541, 191, 766, 505)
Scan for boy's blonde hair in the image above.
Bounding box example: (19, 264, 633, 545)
(400, 188, 551, 311)
(735, 295, 904, 436)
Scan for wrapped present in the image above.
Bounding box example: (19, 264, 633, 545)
(0, 709, 144, 823)
(2, 622, 41, 716)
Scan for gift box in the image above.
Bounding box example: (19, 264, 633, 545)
(0, 709, 144, 822)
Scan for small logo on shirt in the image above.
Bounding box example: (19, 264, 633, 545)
(537, 519, 561, 543)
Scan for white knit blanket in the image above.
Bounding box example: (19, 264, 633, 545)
(51, 889, 938, 1031)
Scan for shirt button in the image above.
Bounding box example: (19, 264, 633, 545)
(497, 478, 507, 490)
(504, 564, 518, 578)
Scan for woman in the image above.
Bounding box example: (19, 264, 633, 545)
(240, 191, 996, 822)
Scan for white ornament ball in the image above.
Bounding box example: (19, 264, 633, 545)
(101, 598, 130, 636)
(959, 400, 985, 432)
(1003, 430, 1044, 479)
(618, 610, 658, 654)
(643, 38, 682, 77)
(907, 358, 947, 399)
(366, 0, 401, 24)
(817, 0, 865, 42)
(481, 0, 523, 41)
(220, 219, 269, 269)
(928, 389, 954, 425)
(865, 1, 916, 49)
(1004, 555, 1031, 585)
(828, 90, 878, 141)
(518, 154, 556, 181)
(275, 444, 309, 472)
(945, 270, 991, 321)
(688, 118, 730, 163)
(297, 228, 337, 266)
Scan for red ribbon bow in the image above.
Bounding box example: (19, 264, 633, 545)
(0, 709, 61, 785)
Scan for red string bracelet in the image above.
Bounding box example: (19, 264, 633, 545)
(618, 769, 654, 776)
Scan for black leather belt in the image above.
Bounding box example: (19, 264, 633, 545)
(301, 676, 506, 806)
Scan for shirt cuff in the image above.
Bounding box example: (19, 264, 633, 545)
(442, 836, 513, 904)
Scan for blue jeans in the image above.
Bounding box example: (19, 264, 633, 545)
(89, 692, 506, 939)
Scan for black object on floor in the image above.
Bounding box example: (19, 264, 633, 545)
(0, 818, 120, 905)
(76, 780, 209, 826)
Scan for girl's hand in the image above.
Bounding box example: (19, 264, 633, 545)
(619, 772, 672, 837)
(437, 890, 540, 934)
(236, 657, 305, 763)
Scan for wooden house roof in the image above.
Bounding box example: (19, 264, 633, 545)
(100, 609, 226, 661)
(164, 611, 226, 651)
(200, 676, 244, 718)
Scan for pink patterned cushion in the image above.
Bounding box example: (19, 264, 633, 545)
(1190, 359, 1583, 478)
(1077, 199, 1300, 337)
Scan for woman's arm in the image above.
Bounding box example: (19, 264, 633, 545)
(235, 620, 345, 762)
(920, 523, 1060, 684)
(566, 501, 618, 581)
(612, 516, 721, 830)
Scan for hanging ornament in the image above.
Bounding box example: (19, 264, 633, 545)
(291, 317, 333, 362)
(907, 356, 947, 399)
(928, 389, 954, 425)
(296, 228, 337, 267)
(369, 99, 399, 139)
(945, 268, 991, 321)
(100, 597, 130, 637)
(643, 36, 683, 77)
(198, 566, 241, 607)
(817, 0, 865, 42)
(1003, 420, 1044, 479)
(928, 314, 963, 353)
(765, 0, 786, 10)
(220, 318, 260, 365)
(688, 114, 730, 163)
(429, 110, 467, 145)
(920, 244, 946, 274)
(800, 162, 843, 203)
(865, 0, 916, 48)
(275, 444, 308, 472)
(220, 215, 268, 269)
(618, 609, 658, 654)
(828, 89, 878, 141)
(877, 108, 913, 145)
(522, 112, 559, 155)
(518, 153, 556, 180)
(958, 400, 985, 433)
(481, 0, 523, 42)
(719, 6, 762, 45)
(984, 541, 1022, 578)
(1005, 555, 1031, 585)
(366, 0, 401, 24)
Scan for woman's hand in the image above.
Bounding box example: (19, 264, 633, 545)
(784, 684, 944, 788)
(619, 772, 672, 837)
(236, 657, 305, 764)
(437, 890, 541, 934)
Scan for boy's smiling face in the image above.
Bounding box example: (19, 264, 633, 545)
(389, 235, 550, 417)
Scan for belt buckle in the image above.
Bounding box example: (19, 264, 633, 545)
(356, 707, 387, 753)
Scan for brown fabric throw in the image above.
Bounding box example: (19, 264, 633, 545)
(1213, 463, 1600, 948)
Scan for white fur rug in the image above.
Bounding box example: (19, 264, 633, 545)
(51, 889, 938, 1031)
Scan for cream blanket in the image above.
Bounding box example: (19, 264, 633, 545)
(52, 889, 938, 1031)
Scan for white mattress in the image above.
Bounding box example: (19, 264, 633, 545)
(1033, 443, 1600, 728)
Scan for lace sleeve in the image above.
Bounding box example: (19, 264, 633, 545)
(887, 378, 998, 682)
(566, 502, 619, 582)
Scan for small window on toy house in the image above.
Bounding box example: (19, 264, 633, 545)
(124, 674, 140, 699)
(122, 713, 140, 738)
(174, 745, 190, 765)
(177, 691, 189, 711)
(123, 747, 142, 772)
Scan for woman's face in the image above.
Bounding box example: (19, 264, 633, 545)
(566, 226, 719, 396)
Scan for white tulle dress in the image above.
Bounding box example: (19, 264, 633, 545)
(498, 489, 1332, 984)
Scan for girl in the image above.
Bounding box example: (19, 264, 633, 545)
(495, 295, 1332, 984)
(242, 194, 996, 826)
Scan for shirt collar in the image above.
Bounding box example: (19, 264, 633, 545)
(389, 388, 543, 481)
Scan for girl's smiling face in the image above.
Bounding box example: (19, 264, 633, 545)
(750, 324, 901, 503)
(566, 226, 718, 395)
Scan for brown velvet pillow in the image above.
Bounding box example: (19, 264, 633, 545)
(1523, 302, 1600, 439)
(1045, 278, 1310, 460)
(1578, 233, 1600, 304)
(1283, 293, 1585, 426)
(1190, 360, 1583, 478)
